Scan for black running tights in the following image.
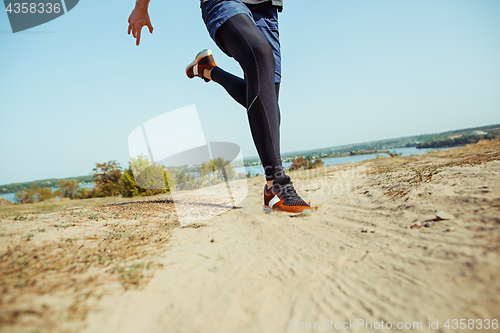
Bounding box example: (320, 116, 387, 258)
(210, 13, 284, 181)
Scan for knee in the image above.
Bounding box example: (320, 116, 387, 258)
(251, 41, 274, 63)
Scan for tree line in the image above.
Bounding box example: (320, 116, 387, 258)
(1, 175, 93, 194)
(14, 156, 245, 204)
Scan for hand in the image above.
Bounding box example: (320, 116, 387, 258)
(128, 6, 153, 46)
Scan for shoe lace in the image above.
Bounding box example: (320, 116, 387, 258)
(278, 182, 301, 202)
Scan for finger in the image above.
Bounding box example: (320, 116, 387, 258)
(128, 24, 132, 35)
(132, 26, 136, 38)
(147, 22, 153, 34)
(136, 27, 142, 46)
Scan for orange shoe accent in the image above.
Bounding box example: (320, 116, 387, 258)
(263, 177, 312, 216)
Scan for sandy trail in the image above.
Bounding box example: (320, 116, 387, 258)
(82, 146, 500, 332)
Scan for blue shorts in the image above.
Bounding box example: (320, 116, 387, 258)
(201, 0, 282, 83)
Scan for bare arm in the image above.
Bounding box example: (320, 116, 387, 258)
(128, 0, 153, 46)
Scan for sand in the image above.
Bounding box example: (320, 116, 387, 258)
(0, 198, 13, 206)
(1, 140, 500, 332)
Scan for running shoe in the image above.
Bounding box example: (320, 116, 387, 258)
(263, 176, 312, 216)
(186, 49, 216, 82)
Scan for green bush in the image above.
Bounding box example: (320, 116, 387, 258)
(120, 156, 170, 198)
(58, 179, 81, 199)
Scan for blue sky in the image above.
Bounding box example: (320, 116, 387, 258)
(1, 0, 499, 185)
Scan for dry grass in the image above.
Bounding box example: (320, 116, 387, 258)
(0, 195, 163, 217)
(0, 197, 179, 332)
(362, 139, 500, 198)
(0, 198, 12, 207)
(287, 139, 500, 202)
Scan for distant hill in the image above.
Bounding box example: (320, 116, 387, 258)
(278, 123, 500, 160)
(0, 175, 94, 195)
(240, 123, 500, 164)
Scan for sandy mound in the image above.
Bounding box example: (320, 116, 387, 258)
(0, 197, 13, 206)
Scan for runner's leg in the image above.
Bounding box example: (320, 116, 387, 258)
(211, 68, 280, 108)
(210, 67, 246, 107)
(214, 13, 283, 180)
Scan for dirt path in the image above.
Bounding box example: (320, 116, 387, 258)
(82, 146, 500, 332)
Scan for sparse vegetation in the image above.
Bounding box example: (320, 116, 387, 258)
(367, 139, 500, 199)
(15, 186, 55, 204)
(0, 199, 179, 330)
(111, 262, 158, 289)
(383, 151, 403, 158)
(289, 156, 324, 171)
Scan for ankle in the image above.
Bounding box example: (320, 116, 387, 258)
(203, 67, 213, 81)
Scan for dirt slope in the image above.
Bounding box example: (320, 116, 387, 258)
(81, 142, 500, 333)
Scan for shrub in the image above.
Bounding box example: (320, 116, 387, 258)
(289, 156, 324, 171)
(120, 156, 170, 198)
(384, 151, 403, 158)
(15, 187, 55, 204)
(58, 179, 81, 199)
(93, 161, 122, 197)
